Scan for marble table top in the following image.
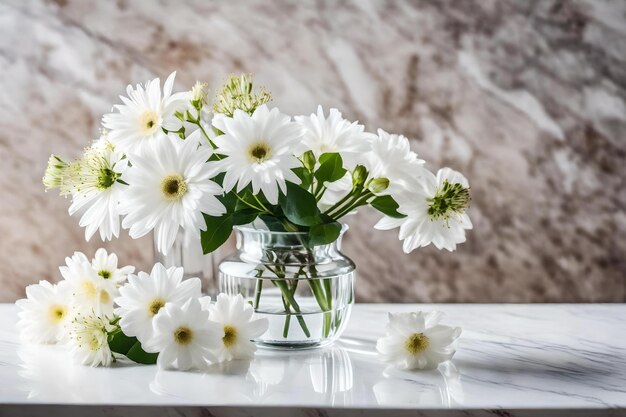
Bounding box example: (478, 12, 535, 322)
(0, 303, 624, 417)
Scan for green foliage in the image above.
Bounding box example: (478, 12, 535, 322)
(308, 221, 342, 246)
(370, 195, 406, 218)
(108, 329, 158, 365)
(315, 153, 347, 184)
(278, 182, 322, 226)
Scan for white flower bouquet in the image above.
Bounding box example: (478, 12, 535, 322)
(43, 72, 472, 345)
(17, 249, 267, 369)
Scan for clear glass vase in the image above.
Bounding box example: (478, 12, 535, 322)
(154, 229, 219, 297)
(219, 225, 356, 349)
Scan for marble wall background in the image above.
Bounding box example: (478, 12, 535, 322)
(0, 0, 624, 302)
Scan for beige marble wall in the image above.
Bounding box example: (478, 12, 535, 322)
(1, 0, 624, 302)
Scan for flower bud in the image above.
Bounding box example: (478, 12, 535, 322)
(42, 155, 69, 190)
(191, 81, 209, 109)
(300, 150, 316, 172)
(352, 165, 367, 187)
(367, 177, 389, 194)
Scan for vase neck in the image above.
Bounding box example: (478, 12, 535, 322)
(233, 226, 345, 263)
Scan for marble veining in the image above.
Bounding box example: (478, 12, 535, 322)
(1, 303, 625, 416)
(0, 0, 625, 303)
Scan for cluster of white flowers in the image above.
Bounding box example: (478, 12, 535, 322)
(44, 71, 472, 256)
(16, 249, 268, 370)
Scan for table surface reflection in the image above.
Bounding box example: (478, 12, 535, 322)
(0, 303, 624, 412)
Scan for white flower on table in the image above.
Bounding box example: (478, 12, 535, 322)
(208, 294, 269, 362)
(102, 71, 188, 155)
(114, 263, 201, 345)
(119, 133, 225, 255)
(376, 167, 473, 252)
(146, 298, 222, 371)
(59, 252, 117, 316)
(91, 247, 135, 286)
(376, 311, 461, 371)
(65, 310, 116, 367)
(211, 104, 303, 205)
(16, 280, 72, 344)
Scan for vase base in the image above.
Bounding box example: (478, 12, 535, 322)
(254, 338, 336, 350)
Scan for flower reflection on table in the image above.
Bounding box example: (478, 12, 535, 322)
(373, 361, 464, 408)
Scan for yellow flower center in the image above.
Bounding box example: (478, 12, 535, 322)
(98, 270, 111, 279)
(48, 304, 67, 324)
(222, 325, 238, 348)
(148, 298, 166, 316)
(174, 326, 193, 345)
(99, 290, 111, 304)
(139, 110, 159, 135)
(405, 333, 429, 355)
(81, 280, 98, 299)
(160, 174, 188, 201)
(88, 335, 102, 352)
(247, 142, 272, 163)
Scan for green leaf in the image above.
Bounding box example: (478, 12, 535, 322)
(108, 330, 135, 354)
(233, 208, 258, 226)
(292, 167, 313, 190)
(125, 342, 158, 365)
(308, 221, 342, 246)
(315, 153, 347, 183)
(370, 195, 406, 218)
(201, 213, 234, 253)
(108, 330, 158, 365)
(278, 182, 322, 226)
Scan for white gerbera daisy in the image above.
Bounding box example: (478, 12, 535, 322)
(65, 136, 128, 241)
(208, 294, 268, 362)
(211, 105, 303, 204)
(91, 248, 135, 285)
(59, 252, 117, 316)
(102, 71, 188, 155)
(16, 280, 72, 344)
(115, 263, 202, 345)
(146, 298, 222, 371)
(375, 168, 472, 252)
(363, 129, 426, 196)
(120, 133, 226, 255)
(294, 106, 374, 169)
(376, 311, 461, 370)
(66, 310, 116, 367)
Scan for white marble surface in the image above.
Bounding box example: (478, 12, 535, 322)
(1, 303, 625, 416)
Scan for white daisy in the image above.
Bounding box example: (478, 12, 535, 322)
(208, 294, 268, 362)
(211, 104, 303, 205)
(102, 71, 188, 155)
(91, 248, 135, 285)
(66, 310, 116, 367)
(146, 298, 222, 371)
(375, 168, 472, 252)
(119, 133, 226, 255)
(16, 280, 72, 344)
(363, 129, 426, 196)
(376, 311, 461, 370)
(294, 106, 373, 169)
(59, 252, 117, 316)
(66, 136, 128, 241)
(114, 263, 202, 345)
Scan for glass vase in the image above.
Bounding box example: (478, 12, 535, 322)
(154, 229, 219, 296)
(218, 225, 356, 349)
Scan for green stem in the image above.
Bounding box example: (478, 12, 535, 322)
(254, 278, 263, 310)
(331, 191, 373, 219)
(272, 279, 310, 337)
(323, 188, 357, 216)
